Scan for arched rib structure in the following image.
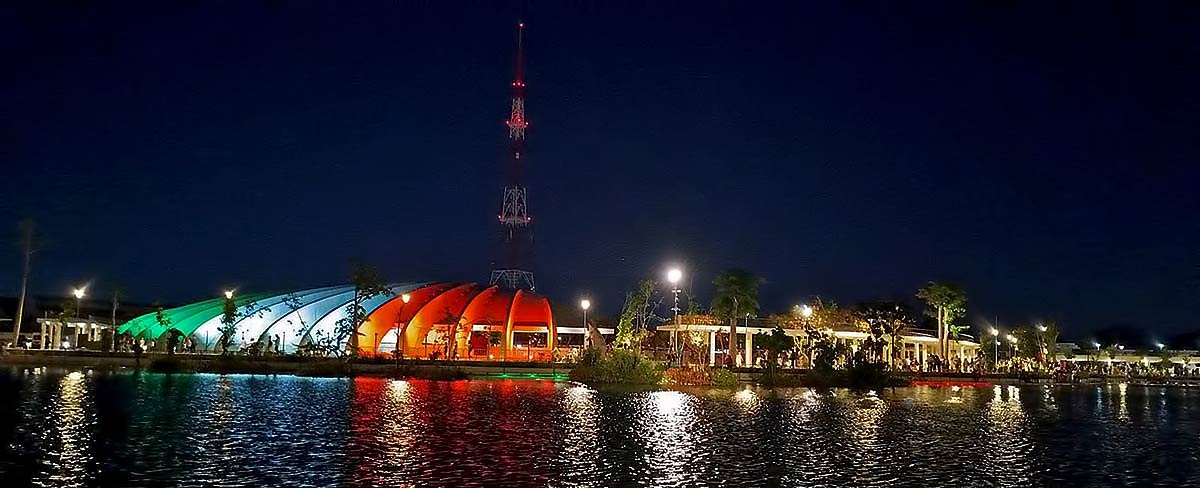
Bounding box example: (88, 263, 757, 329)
(116, 282, 558, 358)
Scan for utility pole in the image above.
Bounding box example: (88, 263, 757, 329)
(10, 220, 35, 348)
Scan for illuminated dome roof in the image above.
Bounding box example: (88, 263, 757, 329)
(116, 282, 557, 355)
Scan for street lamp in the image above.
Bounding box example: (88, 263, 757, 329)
(73, 286, 87, 317)
(666, 268, 682, 364)
(1156, 342, 1165, 351)
(798, 304, 813, 318)
(986, 327, 999, 367)
(394, 293, 412, 365)
(580, 298, 591, 349)
(224, 289, 235, 300)
(69, 285, 87, 350)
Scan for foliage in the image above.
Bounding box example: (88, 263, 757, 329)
(615, 279, 664, 349)
(916, 282, 967, 355)
(710, 269, 761, 321)
(810, 330, 846, 373)
(711, 269, 761, 365)
(856, 301, 914, 367)
(758, 326, 795, 379)
(217, 296, 270, 354)
(219, 296, 238, 353)
(1042, 321, 1061, 362)
(710, 368, 739, 387)
(664, 367, 712, 386)
(570, 349, 664, 385)
(326, 263, 393, 357)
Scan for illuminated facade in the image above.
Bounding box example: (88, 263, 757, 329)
(116, 283, 559, 360)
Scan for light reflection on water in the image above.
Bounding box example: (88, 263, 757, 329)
(3, 369, 1200, 486)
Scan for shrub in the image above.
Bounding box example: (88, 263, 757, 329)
(710, 368, 740, 387)
(663, 366, 742, 387)
(663, 367, 710, 386)
(570, 349, 663, 385)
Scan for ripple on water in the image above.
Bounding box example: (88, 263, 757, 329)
(2, 369, 1200, 486)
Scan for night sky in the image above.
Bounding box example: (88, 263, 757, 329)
(2, 2, 1198, 337)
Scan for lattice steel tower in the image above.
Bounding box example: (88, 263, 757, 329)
(490, 22, 536, 291)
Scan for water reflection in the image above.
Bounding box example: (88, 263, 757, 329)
(39, 371, 94, 488)
(3, 369, 1200, 486)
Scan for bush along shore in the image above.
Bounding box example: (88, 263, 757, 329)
(569, 348, 664, 385)
(9, 349, 911, 389)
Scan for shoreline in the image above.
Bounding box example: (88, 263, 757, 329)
(3, 350, 1198, 388)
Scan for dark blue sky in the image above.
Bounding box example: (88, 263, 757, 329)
(2, 2, 1198, 336)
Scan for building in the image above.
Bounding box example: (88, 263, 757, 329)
(658, 315, 980, 368)
(116, 282, 585, 361)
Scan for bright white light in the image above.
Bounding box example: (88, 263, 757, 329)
(224, 290, 235, 299)
(666, 268, 682, 285)
(1007, 334, 1017, 342)
(72, 286, 87, 299)
(989, 327, 999, 336)
(799, 304, 813, 318)
(1156, 343, 1165, 350)
(401, 293, 412, 304)
(1037, 324, 1047, 332)
(580, 299, 591, 311)
(1093, 342, 1101, 349)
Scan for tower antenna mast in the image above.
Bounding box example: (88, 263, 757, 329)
(490, 21, 535, 291)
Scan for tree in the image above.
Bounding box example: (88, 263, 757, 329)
(154, 306, 172, 352)
(856, 301, 913, 368)
(219, 295, 238, 355)
(332, 263, 392, 358)
(1042, 321, 1061, 363)
(916, 282, 967, 359)
(10, 219, 36, 347)
(759, 326, 795, 379)
(615, 279, 663, 349)
(711, 269, 760, 367)
(109, 285, 124, 352)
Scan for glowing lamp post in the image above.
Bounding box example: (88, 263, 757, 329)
(666, 268, 682, 365)
(395, 293, 412, 367)
(580, 298, 591, 349)
(71, 286, 87, 350)
(988, 327, 999, 367)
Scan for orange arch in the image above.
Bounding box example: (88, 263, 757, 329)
(508, 290, 557, 359)
(402, 283, 483, 356)
(359, 282, 456, 355)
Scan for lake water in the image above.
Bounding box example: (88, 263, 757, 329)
(1, 368, 1197, 487)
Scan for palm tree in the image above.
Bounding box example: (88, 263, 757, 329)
(711, 269, 760, 367)
(916, 282, 967, 359)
